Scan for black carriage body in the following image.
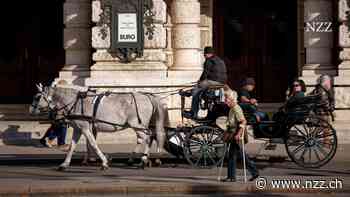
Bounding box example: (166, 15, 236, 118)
(177, 88, 337, 169)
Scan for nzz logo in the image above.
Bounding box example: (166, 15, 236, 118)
(304, 22, 333, 32)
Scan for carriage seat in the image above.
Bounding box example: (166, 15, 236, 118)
(200, 86, 225, 107)
(285, 94, 322, 115)
(239, 103, 258, 125)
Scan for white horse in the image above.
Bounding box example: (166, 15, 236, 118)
(30, 84, 168, 170)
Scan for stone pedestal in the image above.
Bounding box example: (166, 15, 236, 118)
(56, 0, 91, 85)
(301, 0, 336, 85)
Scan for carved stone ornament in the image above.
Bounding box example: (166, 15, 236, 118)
(96, 0, 156, 63)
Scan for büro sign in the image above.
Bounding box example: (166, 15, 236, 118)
(118, 13, 138, 43)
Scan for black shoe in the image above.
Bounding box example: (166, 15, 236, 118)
(40, 138, 47, 147)
(249, 174, 259, 182)
(221, 177, 236, 182)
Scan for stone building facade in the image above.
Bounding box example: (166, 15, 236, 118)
(2, 0, 350, 145)
(56, 0, 350, 126)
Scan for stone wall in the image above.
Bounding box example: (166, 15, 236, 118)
(56, 0, 350, 123)
(334, 0, 350, 121)
(86, 0, 203, 125)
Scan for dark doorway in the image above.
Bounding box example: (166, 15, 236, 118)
(0, 0, 65, 104)
(214, 0, 297, 102)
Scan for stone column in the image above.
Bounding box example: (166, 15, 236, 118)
(338, 0, 350, 80)
(171, 0, 201, 70)
(58, 0, 91, 85)
(302, 0, 335, 85)
(335, 0, 350, 112)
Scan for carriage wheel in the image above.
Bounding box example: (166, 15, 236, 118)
(183, 125, 225, 168)
(285, 116, 337, 168)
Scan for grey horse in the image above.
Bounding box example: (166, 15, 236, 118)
(29, 84, 168, 171)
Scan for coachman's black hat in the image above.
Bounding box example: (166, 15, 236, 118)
(204, 46, 215, 54)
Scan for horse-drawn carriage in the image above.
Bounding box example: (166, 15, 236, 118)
(30, 83, 337, 170)
(166, 85, 337, 169)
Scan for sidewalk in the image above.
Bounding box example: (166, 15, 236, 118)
(1, 143, 349, 162)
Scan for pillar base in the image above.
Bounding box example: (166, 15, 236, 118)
(86, 70, 202, 87)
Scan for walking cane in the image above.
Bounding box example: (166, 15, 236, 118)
(241, 127, 247, 183)
(217, 143, 230, 181)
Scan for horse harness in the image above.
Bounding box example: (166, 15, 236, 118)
(58, 91, 156, 132)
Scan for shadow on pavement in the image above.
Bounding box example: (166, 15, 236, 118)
(0, 125, 41, 146)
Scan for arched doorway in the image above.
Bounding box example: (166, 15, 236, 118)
(213, 0, 298, 102)
(0, 0, 65, 104)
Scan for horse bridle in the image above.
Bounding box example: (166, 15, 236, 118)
(32, 87, 75, 117)
(31, 90, 54, 115)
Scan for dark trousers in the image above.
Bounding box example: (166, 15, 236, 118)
(42, 124, 67, 145)
(255, 111, 269, 121)
(227, 142, 258, 179)
(191, 80, 222, 117)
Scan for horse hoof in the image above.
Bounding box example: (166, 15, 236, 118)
(143, 160, 152, 168)
(155, 159, 162, 166)
(138, 161, 145, 169)
(107, 157, 113, 165)
(100, 165, 109, 171)
(57, 166, 67, 171)
(81, 161, 89, 166)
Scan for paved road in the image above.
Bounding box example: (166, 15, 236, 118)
(0, 144, 349, 196)
(0, 161, 349, 196)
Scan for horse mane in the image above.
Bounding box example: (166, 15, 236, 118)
(52, 85, 88, 100)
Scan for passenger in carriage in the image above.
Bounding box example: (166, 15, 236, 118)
(310, 75, 335, 122)
(238, 78, 268, 122)
(183, 46, 227, 119)
(275, 79, 307, 120)
(287, 79, 306, 101)
(310, 75, 335, 147)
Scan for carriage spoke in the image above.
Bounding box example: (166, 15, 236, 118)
(209, 147, 220, 159)
(308, 147, 312, 163)
(211, 136, 222, 144)
(195, 150, 204, 167)
(291, 143, 305, 155)
(200, 131, 208, 144)
(293, 125, 307, 137)
(315, 132, 334, 139)
(302, 123, 310, 138)
(312, 147, 322, 162)
(299, 147, 308, 162)
(207, 130, 216, 142)
(307, 119, 320, 136)
(203, 153, 207, 167)
(287, 134, 305, 144)
(317, 141, 332, 150)
(315, 143, 329, 157)
(310, 126, 322, 138)
(190, 139, 202, 145)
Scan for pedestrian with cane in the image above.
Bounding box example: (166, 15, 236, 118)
(220, 87, 259, 182)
